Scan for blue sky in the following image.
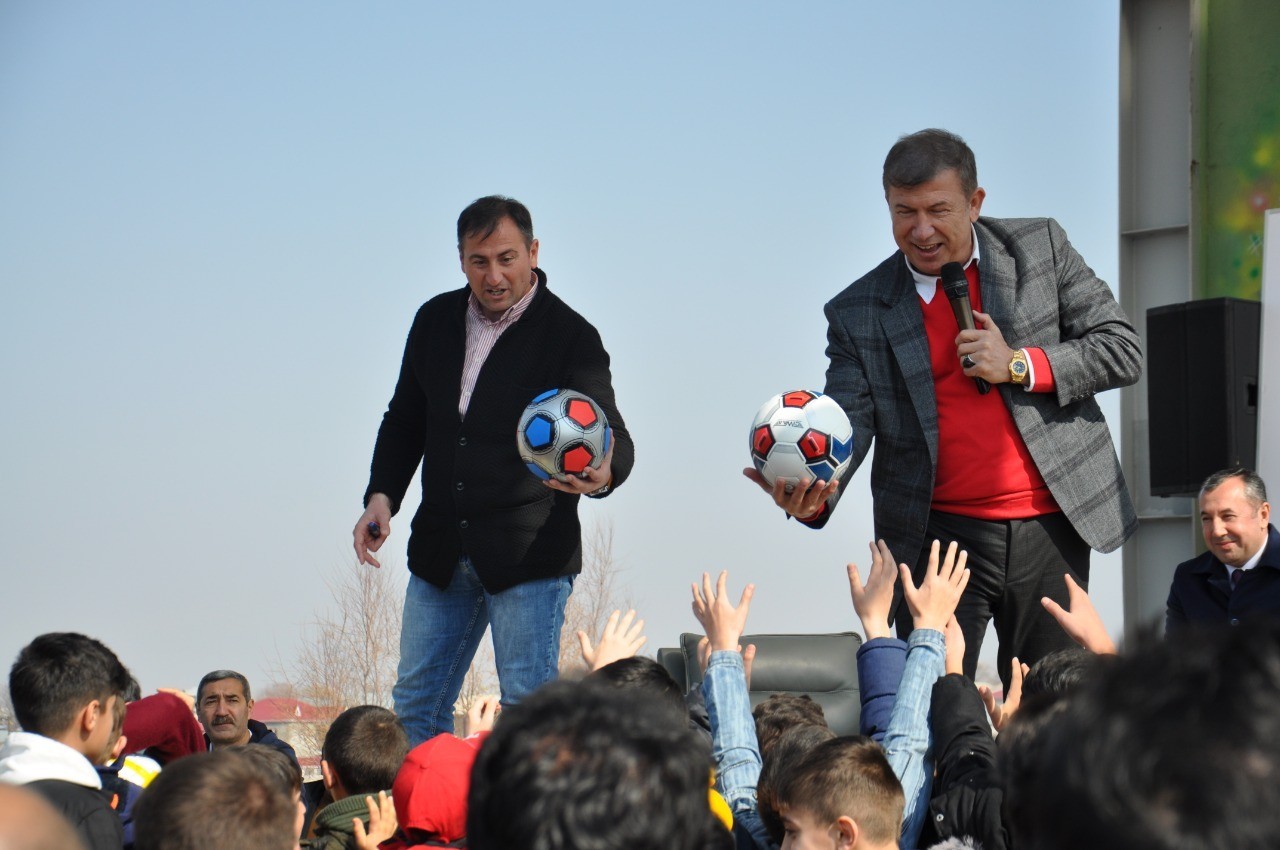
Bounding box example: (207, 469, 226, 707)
(1, 1, 1124, 693)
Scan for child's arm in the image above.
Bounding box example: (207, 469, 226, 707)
(883, 540, 970, 850)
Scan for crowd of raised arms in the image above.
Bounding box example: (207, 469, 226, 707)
(3, 514, 1279, 850)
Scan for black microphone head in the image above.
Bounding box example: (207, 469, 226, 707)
(940, 262, 968, 300)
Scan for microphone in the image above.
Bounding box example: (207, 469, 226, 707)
(940, 262, 990, 395)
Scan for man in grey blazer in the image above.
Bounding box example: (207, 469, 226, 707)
(747, 129, 1140, 684)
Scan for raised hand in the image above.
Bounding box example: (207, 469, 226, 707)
(464, 695, 500, 736)
(1041, 573, 1116, 654)
(352, 790, 398, 850)
(943, 614, 966, 676)
(577, 609, 648, 671)
(900, 540, 970, 632)
(691, 571, 755, 652)
(978, 657, 1030, 733)
(847, 539, 900, 640)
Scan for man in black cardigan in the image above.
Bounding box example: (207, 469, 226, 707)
(353, 196, 634, 744)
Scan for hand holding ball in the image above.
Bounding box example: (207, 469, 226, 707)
(749, 390, 854, 494)
(517, 389, 611, 483)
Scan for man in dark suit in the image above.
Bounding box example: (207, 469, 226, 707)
(352, 196, 633, 744)
(748, 129, 1141, 684)
(1167, 468, 1280, 634)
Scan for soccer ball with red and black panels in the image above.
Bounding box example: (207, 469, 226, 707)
(749, 390, 854, 493)
(517, 388, 611, 483)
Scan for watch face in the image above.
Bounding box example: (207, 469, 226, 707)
(1012, 360, 1027, 376)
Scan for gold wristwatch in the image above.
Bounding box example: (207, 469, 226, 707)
(1009, 349, 1029, 385)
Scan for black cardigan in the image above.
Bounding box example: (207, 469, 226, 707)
(365, 270, 633, 593)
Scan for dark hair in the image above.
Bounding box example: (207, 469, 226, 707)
(753, 693, 828, 759)
(195, 670, 251, 705)
(8, 632, 132, 737)
(235, 744, 302, 798)
(882, 128, 978, 197)
(456, 195, 534, 250)
(998, 696, 1072, 846)
(1020, 646, 1103, 703)
(134, 750, 296, 850)
(1200, 466, 1268, 507)
(1014, 622, 1280, 849)
(322, 705, 409, 796)
(775, 736, 903, 845)
(467, 680, 719, 850)
(589, 656, 688, 724)
(757, 724, 836, 845)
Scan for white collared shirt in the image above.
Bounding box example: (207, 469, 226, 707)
(459, 276, 539, 417)
(905, 226, 981, 303)
(1225, 536, 1268, 580)
(905, 228, 1039, 390)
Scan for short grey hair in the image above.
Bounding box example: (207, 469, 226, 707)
(196, 670, 251, 705)
(1199, 467, 1268, 509)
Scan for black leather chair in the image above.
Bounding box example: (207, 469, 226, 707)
(657, 631, 863, 736)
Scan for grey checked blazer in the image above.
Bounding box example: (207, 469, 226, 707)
(811, 217, 1141, 571)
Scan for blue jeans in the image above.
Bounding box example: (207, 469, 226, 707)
(393, 559, 573, 744)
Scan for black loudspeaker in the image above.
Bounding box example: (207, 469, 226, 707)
(1146, 297, 1260, 497)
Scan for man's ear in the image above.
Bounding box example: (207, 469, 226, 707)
(834, 815, 859, 849)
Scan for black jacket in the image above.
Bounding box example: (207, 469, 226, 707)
(1166, 524, 1280, 634)
(28, 778, 123, 850)
(365, 271, 633, 592)
(917, 674, 1009, 850)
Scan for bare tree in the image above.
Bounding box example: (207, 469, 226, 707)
(271, 556, 403, 756)
(275, 518, 630, 743)
(559, 519, 633, 674)
(0, 684, 14, 736)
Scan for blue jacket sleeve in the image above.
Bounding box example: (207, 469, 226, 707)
(856, 636, 908, 742)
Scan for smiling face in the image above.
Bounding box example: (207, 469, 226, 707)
(1200, 476, 1271, 567)
(886, 168, 985, 277)
(198, 678, 254, 748)
(460, 216, 539, 321)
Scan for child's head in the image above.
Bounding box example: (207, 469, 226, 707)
(393, 731, 485, 846)
(589, 656, 688, 725)
(321, 705, 410, 799)
(774, 736, 903, 849)
(758, 724, 837, 845)
(134, 750, 296, 850)
(8, 632, 132, 762)
(753, 693, 828, 760)
(234, 745, 305, 840)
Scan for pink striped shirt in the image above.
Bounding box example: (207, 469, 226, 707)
(459, 277, 539, 416)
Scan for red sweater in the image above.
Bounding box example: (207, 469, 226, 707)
(923, 263, 1059, 519)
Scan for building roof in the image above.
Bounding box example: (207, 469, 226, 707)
(250, 698, 329, 723)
